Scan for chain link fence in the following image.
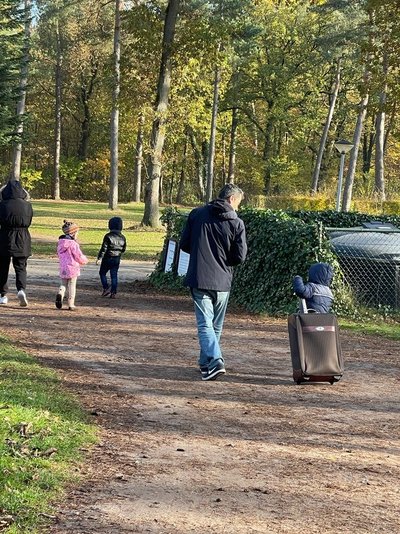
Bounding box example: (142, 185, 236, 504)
(326, 224, 400, 310)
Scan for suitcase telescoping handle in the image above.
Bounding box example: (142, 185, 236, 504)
(299, 298, 308, 314)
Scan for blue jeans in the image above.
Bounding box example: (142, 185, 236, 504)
(191, 288, 230, 369)
(99, 256, 120, 294)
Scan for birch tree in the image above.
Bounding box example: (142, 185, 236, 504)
(374, 57, 387, 201)
(109, 0, 122, 210)
(310, 57, 341, 194)
(342, 84, 369, 211)
(53, 17, 62, 199)
(133, 112, 144, 202)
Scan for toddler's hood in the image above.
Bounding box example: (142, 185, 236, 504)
(308, 262, 334, 286)
(109, 216, 123, 231)
(58, 238, 77, 253)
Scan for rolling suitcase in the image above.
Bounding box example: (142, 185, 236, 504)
(288, 300, 343, 384)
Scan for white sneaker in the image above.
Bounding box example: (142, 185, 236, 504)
(0, 296, 8, 305)
(17, 290, 28, 307)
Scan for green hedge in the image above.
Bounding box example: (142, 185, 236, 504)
(150, 207, 399, 317)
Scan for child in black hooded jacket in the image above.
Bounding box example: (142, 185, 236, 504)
(97, 217, 126, 298)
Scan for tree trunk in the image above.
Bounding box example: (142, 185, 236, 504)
(109, 0, 121, 210)
(362, 127, 375, 179)
(11, 0, 31, 181)
(383, 101, 396, 152)
(133, 112, 144, 202)
(374, 110, 386, 200)
(188, 129, 204, 201)
(78, 59, 98, 160)
(310, 57, 341, 193)
(159, 173, 163, 204)
(52, 18, 62, 200)
(168, 145, 177, 204)
(206, 60, 220, 202)
(374, 54, 387, 201)
(176, 135, 187, 204)
(202, 140, 209, 200)
(228, 107, 238, 182)
(342, 89, 369, 211)
(142, 0, 180, 227)
(221, 132, 226, 184)
(251, 102, 258, 154)
(262, 110, 275, 194)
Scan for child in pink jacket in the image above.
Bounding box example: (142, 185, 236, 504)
(55, 220, 88, 310)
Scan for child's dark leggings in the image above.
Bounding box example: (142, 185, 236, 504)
(99, 256, 120, 294)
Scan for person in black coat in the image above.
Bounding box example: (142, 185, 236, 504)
(96, 216, 126, 298)
(0, 180, 33, 307)
(179, 183, 247, 381)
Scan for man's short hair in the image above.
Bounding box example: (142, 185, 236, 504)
(218, 183, 244, 200)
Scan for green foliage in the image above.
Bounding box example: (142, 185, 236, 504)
(230, 208, 344, 315)
(4, 0, 400, 206)
(149, 206, 357, 317)
(149, 269, 188, 294)
(159, 206, 189, 239)
(0, 335, 96, 533)
(20, 168, 46, 192)
(341, 315, 400, 340)
(0, 1, 25, 147)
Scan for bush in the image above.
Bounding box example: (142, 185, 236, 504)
(150, 206, 356, 317)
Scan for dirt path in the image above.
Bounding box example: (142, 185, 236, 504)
(0, 279, 399, 534)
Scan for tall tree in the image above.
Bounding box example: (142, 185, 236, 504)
(53, 17, 62, 199)
(133, 111, 144, 202)
(205, 52, 220, 202)
(0, 1, 24, 151)
(109, 0, 122, 210)
(310, 57, 341, 194)
(342, 81, 369, 211)
(142, 0, 180, 227)
(374, 53, 387, 201)
(228, 107, 239, 182)
(11, 0, 32, 180)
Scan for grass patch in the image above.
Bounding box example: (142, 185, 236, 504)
(340, 319, 400, 340)
(0, 336, 97, 533)
(31, 200, 166, 261)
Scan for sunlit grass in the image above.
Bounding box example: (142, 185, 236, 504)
(0, 336, 97, 533)
(339, 319, 400, 340)
(30, 200, 166, 260)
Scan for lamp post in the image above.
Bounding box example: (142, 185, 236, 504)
(334, 139, 354, 211)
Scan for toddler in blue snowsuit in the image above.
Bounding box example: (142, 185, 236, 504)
(293, 262, 334, 313)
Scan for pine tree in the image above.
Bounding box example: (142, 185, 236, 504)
(0, 1, 24, 147)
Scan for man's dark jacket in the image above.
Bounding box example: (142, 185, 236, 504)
(179, 199, 247, 291)
(97, 216, 126, 259)
(0, 180, 33, 257)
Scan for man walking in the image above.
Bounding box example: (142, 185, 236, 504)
(180, 183, 247, 381)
